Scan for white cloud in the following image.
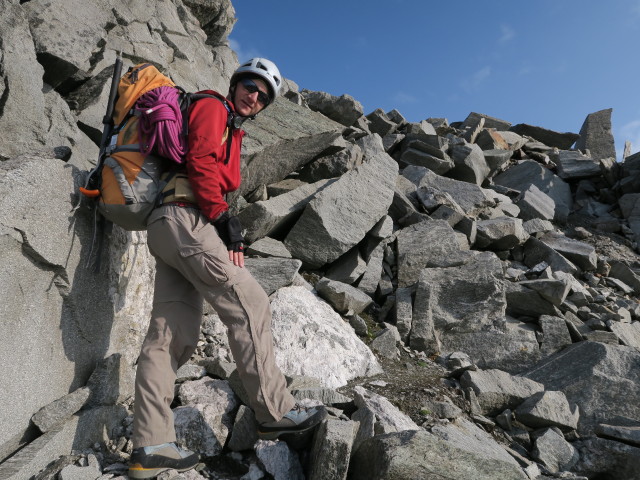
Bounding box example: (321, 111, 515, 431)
(499, 24, 515, 43)
(228, 38, 262, 63)
(460, 66, 491, 93)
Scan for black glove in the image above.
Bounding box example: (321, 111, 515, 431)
(213, 211, 245, 253)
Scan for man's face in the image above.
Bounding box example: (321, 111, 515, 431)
(234, 77, 271, 117)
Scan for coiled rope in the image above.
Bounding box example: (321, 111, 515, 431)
(135, 86, 186, 164)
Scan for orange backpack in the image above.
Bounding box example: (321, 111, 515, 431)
(81, 60, 233, 231)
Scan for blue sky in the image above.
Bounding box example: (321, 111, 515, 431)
(229, 1, 640, 159)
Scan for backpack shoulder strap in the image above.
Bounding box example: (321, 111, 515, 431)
(180, 91, 236, 164)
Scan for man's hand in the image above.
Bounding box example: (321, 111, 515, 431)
(213, 212, 245, 267)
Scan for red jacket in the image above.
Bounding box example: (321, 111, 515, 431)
(185, 90, 245, 221)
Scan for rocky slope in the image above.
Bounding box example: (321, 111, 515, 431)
(1, 0, 639, 479)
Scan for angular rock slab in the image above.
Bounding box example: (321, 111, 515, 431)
(349, 430, 527, 480)
(270, 287, 382, 389)
(523, 341, 640, 435)
(494, 160, 572, 222)
(460, 369, 544, 416)
(308, 418, 355, 480)
(410, 253, 508, 363)
(575, 108, 616, 161)
(396, 219, 473, 288)
(238, 98, 345, 198)
(285, 152, 398, 268)
(515, 391, 579, 431)
(244, 257, 302, 295)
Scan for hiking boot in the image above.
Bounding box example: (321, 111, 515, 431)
(257, 404, 327, 440)
(128, 442, 199, 479)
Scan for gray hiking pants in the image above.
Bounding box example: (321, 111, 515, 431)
(131, 205, 296, 448)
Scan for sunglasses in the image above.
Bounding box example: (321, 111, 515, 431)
(239, 78, 271, 105)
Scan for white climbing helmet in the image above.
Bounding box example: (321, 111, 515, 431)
(231, 57, 282, 102)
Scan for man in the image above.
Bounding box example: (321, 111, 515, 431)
(128, 58, 326, 479)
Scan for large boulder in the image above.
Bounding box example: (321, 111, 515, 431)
(523, 342, 640, 435)
(284, 150, 398, 268)
(575, 108, 616, 161)
(270, 287, 382, 388)
(350, 430, 527, 480)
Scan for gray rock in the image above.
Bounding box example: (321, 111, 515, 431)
(245, 237, 292, 259)
(475, 217, 529, 251)
(357, 243, 385, 296)
(176, 364, 207, 382)
(178, 378, 237, 407)
(238, 98, 344, 199)
(523, 218, 555, 235)
(539, 232, 597, 271)
(301, 90, 364, 127)
(431, 417, 523, 468)
(348, 315, 369, 337)
(350, 429, 527, 480)
(595, 420, 640, 447)
(308, 419, 355, 480)
(244, 257, 302, 295)
(520, 279, 571, 307)
(366, 109, 398, 137)
(484, 149, 514, 174)
(572, 437, 640, 480)
(59, 464, 101, 480)
(284, 152, 397, 268)
(516, 184, 555, 221)
(325, 247, 367, 285)
(462, 112, 512, 131)
(227, 405, 258, 452)
(552, 150, 602, 180)
(291, 388, 351, 406)
(538, 314, 573, 354)
(255, 440, 304, 480)
(608, 261, 640, 294)
(410, 253, 541, 372)
(422, 398, 463, 419)
(619, 193, 640, 245)
(398, 134, 454, 174)
(315, 277, 373, 315)
(0, 406, 127, 480)
(353, 386, 420, 435)
(396, 219, 472, 287)
(505, 282, 562, 319)
(31, 388, 91, 434)
(524, 342, 640, 435)
(86, 353, 135, 407)
(510, 124, 579, 150)
(575, 109, 616, 161)
(407, 166, 495, 215)
(298, 143, 363, 183)
(532, 428, 579, 473)
(239, 178, 335, 243)
(266, 178, 307, 197)
(475, 129, 510, 151)
(448, 142, 491, 185)
(522, 236, 579, 274)
(174, 401, 236, 457)
(270, 287, 382, 389)
(494, 160, 573, 222)
(394, 286, 414, 344)
(460, 369, 544, 416)
(609, 322, 640, 349)
(370, 328, 400, 359)
(515, 391, 579, 430)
